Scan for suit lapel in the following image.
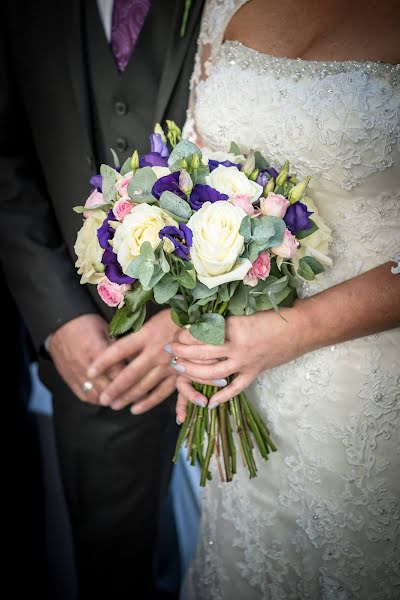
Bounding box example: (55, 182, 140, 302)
(155, 0, 204, 123)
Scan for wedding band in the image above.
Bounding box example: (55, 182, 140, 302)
(81, 380, 94, 393)
(170, 357, 178, 366)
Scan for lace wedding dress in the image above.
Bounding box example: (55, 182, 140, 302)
(181, 1, 400, 599)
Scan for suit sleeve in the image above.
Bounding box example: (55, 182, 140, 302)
(0, 25, 98, 351)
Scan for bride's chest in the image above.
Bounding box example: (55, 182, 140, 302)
(194, 42, 400, 191)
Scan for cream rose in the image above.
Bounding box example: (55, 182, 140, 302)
(206, 165, 263, 205)
(113, 203, 177, 273)
(294, 196, 333, 267)
(187, 201, 251, 288)
(74, 210, 107, 284)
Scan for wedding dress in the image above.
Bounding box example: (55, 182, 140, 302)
(182, 1, 400, 599)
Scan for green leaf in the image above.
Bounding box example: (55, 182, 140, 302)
(153, 274, 179, 304)
(281, 263, 299, 289)
(146, 266, 165, 289)
(247, 241, 265, 263)
(192, 281, 218, 300)
(239, 216, 252, 242)
(254, 285, 291, 311)
(251, 217, 275, 246)
(127, 167, 157, 203)
(191, 163, 210, 185)
(229, 141, 241, 155)
(140, 241, 156, 261)
(159, 191, 192, 221)
(100, 164, 118, 203)
(297, 268, 315, 281)
(228, 283, 250, 316)
(138, 261, 154, 288)
(108, 306, 137, 337)
(73, 204, 111, 214)
(190, 313, 225, 345)
(299, 256, 325, 275)
(254, 150, 269, 170)
(265, 217, 286, 247)
(169, 294, 188, 314)
(124, 283, 153, 313)
(131, 305, 147, 332)
(109, 148, 120, 169)
(177, 268, 196, 290)
(188, 303, 201, 324)
(218, 284, 230, 302)
(126, 256, 145, 279)
(168, 140, 202, 170)
(295, 220, 318, 240)
(159, 248, 171, 273)
(171, 308, 189, 327)
(120, 156, 133, 176)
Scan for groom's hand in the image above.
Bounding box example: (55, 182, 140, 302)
(49, 314, 124, 404)
(86, 309, 179, 414)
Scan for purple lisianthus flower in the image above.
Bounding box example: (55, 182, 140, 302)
(256, 169, 271, 188)
(90, 174, 102, 191)
(151, 171, 187, 200)
(284, 201, 314, 235)
(139, 152, 169, 168)
(159, 223, 193, 260)
(97, 210, 117, 249)
(101, 247, 134, 285)
(266, 167, 279, 179)
(189, 184, 228, 211)
(209, 159, 242, 172)
(150, 133, 169, 158)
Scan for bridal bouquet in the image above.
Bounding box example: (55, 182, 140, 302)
(74, 121, 330, 486)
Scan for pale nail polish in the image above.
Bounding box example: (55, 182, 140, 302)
(87, 367, 97, 378)
(172, 364, 186, 374)
(208, 402, 219, 410)
(176, 417, 182, 425)
(100, 393, 110, 405)
(164, 344, 173, 354)
(212, 378, 227, 387)
(195, 398, 207, 408)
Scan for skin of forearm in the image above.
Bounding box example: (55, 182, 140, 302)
(295, 262, 400, 354)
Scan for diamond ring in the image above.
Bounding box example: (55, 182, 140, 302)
(81, 380, 94, 393)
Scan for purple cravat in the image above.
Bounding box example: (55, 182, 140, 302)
(111, 0, 151, 72)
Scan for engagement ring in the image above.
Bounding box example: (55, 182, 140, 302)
(81, 380, 94, 393)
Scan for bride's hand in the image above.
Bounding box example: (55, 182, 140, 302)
(170, 306, 310, 421)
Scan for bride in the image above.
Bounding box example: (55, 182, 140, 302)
(170, 0, 400, 598)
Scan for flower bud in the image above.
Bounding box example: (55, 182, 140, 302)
(166, 120, 182, 147)
(191, 153, 200, 169)
(93, 261, 105, 273)
(249, 168, 259, 182)
(154, 123, 167, 143)
(180, 159, 188, 170)
(130, 150, 139, 171)
(275, 160, 289, 186)
(179, 169, 193, 195)
(290, 174, 297, 185)
(163, 237, 175, 254)
(242, 151, 255, 177)
(288, 176, 311, 204)
(108, 220, 120, 230)
(264, 178, 275, 195)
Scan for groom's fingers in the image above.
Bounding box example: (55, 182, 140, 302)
(109, 365, 172, 410)
(131, 376, 177, 415)
(87, 334, 142, 378)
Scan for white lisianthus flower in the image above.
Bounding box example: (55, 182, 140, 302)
(74, 210, 107, 284)
(187, 201, 251, 288)
(152, 166, 171, 179)
(206, 165, 263, 205)
(113, 203, 177, 273)
(293, 196, 333, 268)
(202, 150, 245, 165)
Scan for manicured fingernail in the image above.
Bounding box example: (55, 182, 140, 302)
(176, 416, 182, 425)
(195, 397, 207, 407)
(172, 363, 185, 374)
(131, 405, 141, 415)
(87, 367, 97, 378)
(212, 378, 227, 387)
(100, 393, 110, 405)
(208, 401, 219, 410)
(164, 344, 173, 354)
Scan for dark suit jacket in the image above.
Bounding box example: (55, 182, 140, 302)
(0, 0, 203, 350)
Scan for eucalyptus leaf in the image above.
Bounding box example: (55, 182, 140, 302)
(168, 140, 202, 170)
(192, 281, 218, 300)
(177, 268, 196, 290)
(281, 263, 299, 289)
(159, 248, 171, 273)
(146, 266, 165, 290)
(109, 148, 120, 169)
(239, 216, 252, 243)
(73, 204, 111, 214)
(169, 294, 188, 314)
(120, 156, 133, 176)
(171, 308, 189, 327)
(124, 283, 153, 313)
(247, 242, 265, 263)
(251, 217, 275, 246)
(159, 191, 192, 221)
(108, 306, 137, 337)
(131, 305, 147, 332)
(140, 241, 156, 262)
(297, 267, 315, 281)
(191, 163, 210, 185)
(264, 216, 286, 247)
(100, 164, 118, 203)
(190, 313, 225, 345)
(126, 256, 145, 279)
(218, 284, 230, 302)
(154, 274, 179, 304)
(127, 167, 157, 202)
(138, 261, 154, 288)
(188, 303, 201, 324)
(254, 286, 291, 311)
(228, 283, 250, 316)
(299, 256, 325, 275)
(254, 150, 269, 170)
(229, 141, 241, 155)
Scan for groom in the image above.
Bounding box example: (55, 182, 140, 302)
(0, 1, 203, 597)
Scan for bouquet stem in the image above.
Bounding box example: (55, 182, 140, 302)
(173, 383, 276, 487)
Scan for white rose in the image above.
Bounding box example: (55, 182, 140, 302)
(152, 166, 171, 179)
(74, 211, 107, 284)
(202, 150, 245, 165)
(206, 165, 262, 205)
(293, 196, 333, 268)
(113, 203, 177, 273)
(187, 201, 251, 288)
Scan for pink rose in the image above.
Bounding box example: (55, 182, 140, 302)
(83, 189, 106, 219)
(97, 277, 130, 308)
(229, 193, 255, 215)
(116, 173, 133, 198)
(260, 192, 290, 218)
(112, 198, 133, 221)
(244, 251, 271, 286)
(271, 228, 299, 259)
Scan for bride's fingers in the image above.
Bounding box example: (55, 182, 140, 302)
(170, 357, 236, 383)
(168, 340, 229, 362)
(176, 392, 189, 424)
(207, 374, 251, 408)
(176, 376, 208, 408)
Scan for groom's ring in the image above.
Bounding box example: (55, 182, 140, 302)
(81, 380, 94, 393)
